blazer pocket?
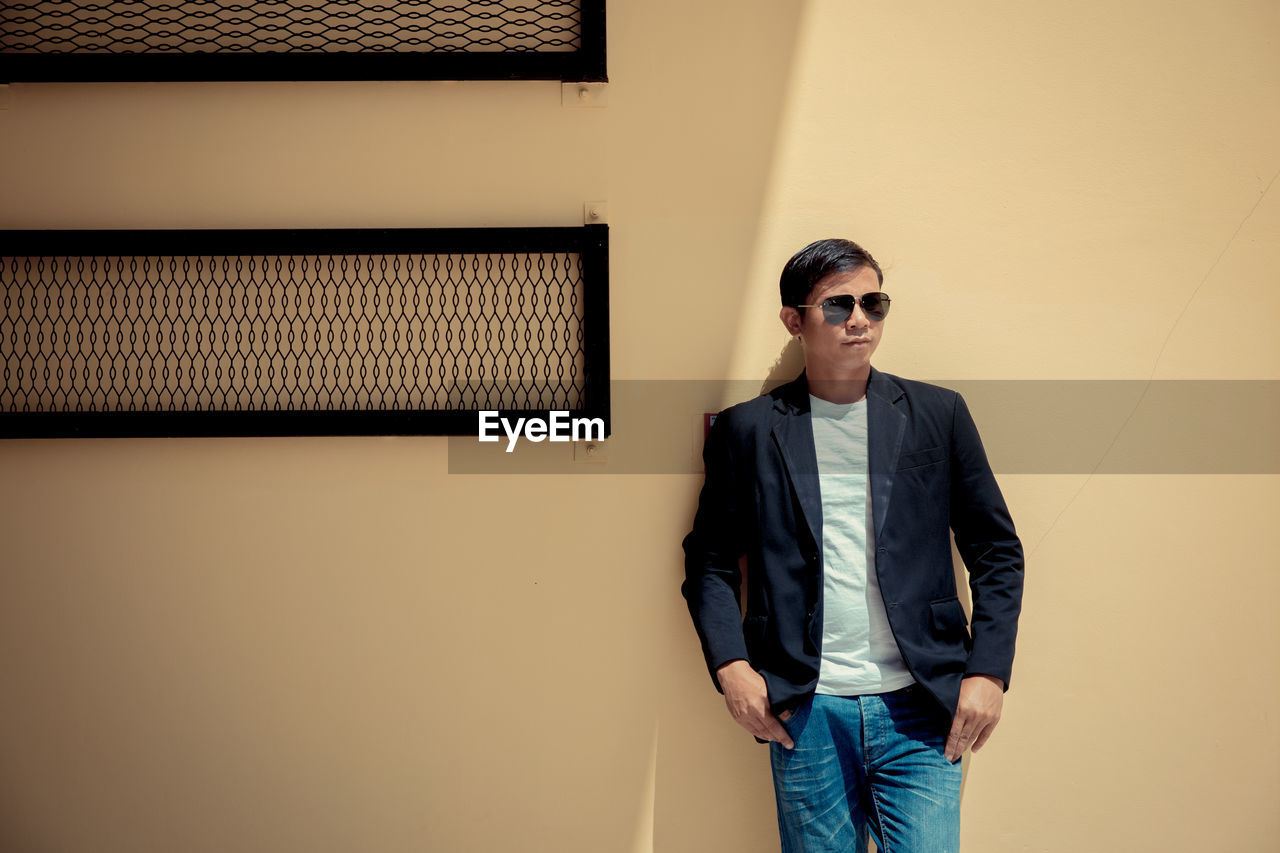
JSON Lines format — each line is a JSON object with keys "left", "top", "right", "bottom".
{"left": 898, "top": 445, "right": 946, "bottom": 471}
{"left": 930, "top": 596, "right": 970, "bottom": 642}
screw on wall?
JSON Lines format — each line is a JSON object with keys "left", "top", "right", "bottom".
{"left": 562, "top": 82, "right": 607, "bottom": 108}
{"left": 583, "top": 202, "right": 608, "bottom": 225}
{"left": 573, "top": 440, "right": 608, "bottom": 464}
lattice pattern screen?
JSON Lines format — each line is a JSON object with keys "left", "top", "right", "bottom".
{"left": 0, "top": 227, "right": 609, "bottom": 437}
{"left": 3, "top": 2, "right": 579, "bottom": 53}
{"left": 0, "top": 1, "right": 606, "bottom": 81}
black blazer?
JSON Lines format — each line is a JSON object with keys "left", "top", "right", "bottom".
{"left": 682, "top": 368, "right": 1024, "bottom": 718}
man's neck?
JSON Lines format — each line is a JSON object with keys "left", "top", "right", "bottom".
{"left": 806, "top": 369, "right": 870, "bottom": 405}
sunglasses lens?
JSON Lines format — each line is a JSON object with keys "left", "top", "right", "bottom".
{"left": 863, "top": 293, "right": 889, "bottom": 320}
{"left": 821, "top": 295, "right": 855, "bottom": 325}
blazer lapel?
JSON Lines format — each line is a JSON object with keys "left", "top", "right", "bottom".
{"left": 867, "top": 367, "right": 907, "bottom": 543}
{"left": 770, "top": 375, "right": 823, "bottom": 552}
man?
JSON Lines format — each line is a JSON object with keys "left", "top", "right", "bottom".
{"left": 682, "top": 238, "right": 1024, "bottom": 852}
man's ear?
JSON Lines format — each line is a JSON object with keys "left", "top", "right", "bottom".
{"left": 779, "top": 306, "right": 803, "bottom": 336}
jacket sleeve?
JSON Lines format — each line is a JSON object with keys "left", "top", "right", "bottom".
{"left": 681, "top": 411, "right": 751, "bottom": 692}
{"left": 948, "top": 392, "right": 1025, "bottom": 689}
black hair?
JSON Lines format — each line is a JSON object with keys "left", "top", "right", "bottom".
{"left": 779, "top": 238, "right": 884, "bottom": 308}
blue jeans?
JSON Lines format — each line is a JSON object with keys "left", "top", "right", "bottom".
{"left": 770, "top": 686, "right": 962, "bottom": 853}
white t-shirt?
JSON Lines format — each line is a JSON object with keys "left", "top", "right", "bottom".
{"left": 810, "top": 394, "right": 915, "bottom": 695}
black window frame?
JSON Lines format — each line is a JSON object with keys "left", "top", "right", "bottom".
{"left": 0, "top": 0, "right": 607, "bottom": 83}
{"left": 0, "top": 224, "right": 610, "bottom": 439}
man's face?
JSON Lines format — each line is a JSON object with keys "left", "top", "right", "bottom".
{"left": 779, "top": 266, "right": 885, "bottom": 379}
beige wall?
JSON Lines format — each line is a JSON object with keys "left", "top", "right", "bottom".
{"left": 2, "top": 1, "right": 1278, "bottom": 851}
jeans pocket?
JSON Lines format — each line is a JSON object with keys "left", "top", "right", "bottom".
{"left": 778, "top": 696, "right": 810, "bottom": 729}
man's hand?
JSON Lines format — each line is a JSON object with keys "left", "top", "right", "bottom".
{"left": 716, "top": 660, "right": 794, "bottom": 749}
{"left": 945, "top": 674, "right": 1004, "bottom": 762}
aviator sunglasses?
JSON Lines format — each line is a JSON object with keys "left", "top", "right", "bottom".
{"left": 798, "top": 292, "right": 891, "bottom": 324}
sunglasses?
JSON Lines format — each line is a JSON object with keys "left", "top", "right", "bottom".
{"left": 798, "top": 292, "right": 891, "bottom": 324}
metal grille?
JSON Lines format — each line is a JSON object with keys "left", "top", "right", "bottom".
{"left": 0, "top": 227, "right": 610, "bottom": 437}
{"left": 3, "top": 2, "right": 579, "bottom": 54}
{"left": 0, "top": 1, "right": 606, "bottom": 81}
